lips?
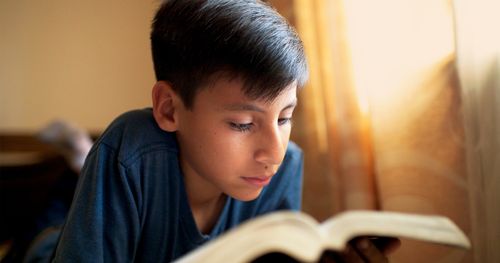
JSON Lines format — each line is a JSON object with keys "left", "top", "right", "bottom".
{"left": 241, "top": 176, "right": 272, "bottom": 187}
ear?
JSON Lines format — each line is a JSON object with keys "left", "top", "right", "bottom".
{"left": 152, "top": 81, "right": 182, "bottom": 132}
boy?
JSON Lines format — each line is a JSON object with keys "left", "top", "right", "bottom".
{"left": 51, "top": 0, "right": 397, "bottom": 262}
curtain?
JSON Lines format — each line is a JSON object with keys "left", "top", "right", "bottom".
{"left": 268, "top": 0, "right": 497, "bottom": 262}
{"left": 454, "top": 1, "right": 500, "bottom": 262}
{"left": 291, "top": 0, "right": 379, "bottom": 221}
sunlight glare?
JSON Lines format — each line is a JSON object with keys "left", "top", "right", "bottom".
{"left": 342, "top": 0, "right": 455, "bottom": 118}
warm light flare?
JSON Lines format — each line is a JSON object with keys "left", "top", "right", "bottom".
{"left": 343, "top": 0, "right": 455, "bottom": 120}
{"left": 356, "top": 89, "right": 371, "bottom": 117}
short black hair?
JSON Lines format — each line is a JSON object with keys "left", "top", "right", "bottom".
{"left": 151, "top": 0, "right": 308, "bottom": 108}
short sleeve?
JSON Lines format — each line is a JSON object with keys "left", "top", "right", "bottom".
{"left": 276, "top": 144, "right": 303, "bottom": 211}
{"left": 52, "top": 143, "right": 141, "bottom": 262}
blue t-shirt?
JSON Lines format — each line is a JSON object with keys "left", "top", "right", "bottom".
{"left": 52, "top": 109, "right": 303, "bottom": 262}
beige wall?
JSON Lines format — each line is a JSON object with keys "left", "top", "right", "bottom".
{"left": 0, "top": 0, "right": 160, "bottom": 132}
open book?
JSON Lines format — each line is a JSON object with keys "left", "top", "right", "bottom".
{"left": 174, "top": 210, "right": 470, "bottom": 263}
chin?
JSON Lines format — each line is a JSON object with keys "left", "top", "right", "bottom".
{"left": 230, "top": 189, "right": 263, "bottom": 202}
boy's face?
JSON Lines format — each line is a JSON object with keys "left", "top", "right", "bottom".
{"left": 175, "top": 78, "right": 297, "bottom": 202}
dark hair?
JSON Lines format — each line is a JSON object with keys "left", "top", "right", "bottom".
{"left": 151, "top": 0, "right": 308, "bottom": 108}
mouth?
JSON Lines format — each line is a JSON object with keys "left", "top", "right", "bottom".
{"left": 241, "top": 176, "right": 272, "bottom": 187}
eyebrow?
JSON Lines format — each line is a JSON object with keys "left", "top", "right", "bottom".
{"left": 223, "top": 99, "right": 297, "bottom": 113}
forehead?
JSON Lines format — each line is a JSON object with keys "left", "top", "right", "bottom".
{"left": 194, "top": 77, "right": 297, "bottom": 111}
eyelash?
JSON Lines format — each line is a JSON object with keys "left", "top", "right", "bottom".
{"left": 278, "top": 118, "right": 292, "bottom": 126}
{"left": 230, "top": 123, "right": 253, "bottom": 132}
{"left": 230, "top": 118, "right": 292, "bottom": 133}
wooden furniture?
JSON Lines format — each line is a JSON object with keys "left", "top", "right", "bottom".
{"left": 0, "top": 134, "right": 70, "bottom": 243}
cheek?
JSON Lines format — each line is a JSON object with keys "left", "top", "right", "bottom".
{"left": 209, "top": 129, "right": 245, "bottom": 156}
{"left": 214, "top": 131, "right": 258, "bottom": 165}
{"left": 281, "top": 126, "right": 292, "bottom": 144}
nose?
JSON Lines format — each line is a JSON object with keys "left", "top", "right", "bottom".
{"left": 254, "top": 124, "right": 286, "bottom": 167}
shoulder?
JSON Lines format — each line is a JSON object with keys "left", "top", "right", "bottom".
{"left": 91, "top": 108, "right": 178, "bottom": 165}
{"left": 284, "top": 141, "right": 303, "bottom": 164}
{"left": 279, "top": 141, "right": 303, "bottom": 174}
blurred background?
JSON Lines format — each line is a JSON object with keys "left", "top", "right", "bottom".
{"left": 0, "top": 0, "right": 499, "bottom": 262}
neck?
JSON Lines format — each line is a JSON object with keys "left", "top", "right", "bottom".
{"left": 188, "top": 191, "right": 227, "bottom": 234}
{"left": 180, "top": 157, "right": 227, "bottom": 234}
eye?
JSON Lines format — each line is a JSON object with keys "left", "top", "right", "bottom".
{"left": 229, "top": 122, "right": 253, "bottom": 132}
{"left": 278, "top": 118, "right": 292, "bottom": 126}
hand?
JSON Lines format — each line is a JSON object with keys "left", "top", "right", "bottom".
{"left": 319, "top": 237, "right": 401, "bottom": 263}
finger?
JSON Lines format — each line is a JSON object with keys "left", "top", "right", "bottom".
{"left": 369, "top": 237, "right": 401, "bottom": 255}
{"left": 355, "top": 238, "right": 389, "bottom": 263}
{"left": 380, "top": 238, "right": 401, "bottom": 255}
{"left": 341, "top": 244, "right": 365, "bottom": 263}
{"left": 318, "top": 251, "right": 340, "bottom": 263}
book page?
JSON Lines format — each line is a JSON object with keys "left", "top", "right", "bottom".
{"left": 320, "top": 211, "right": 471, "bottom": 250}
{"left": 175, "top": 212, "right": 327, "bottom": 263}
